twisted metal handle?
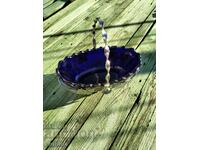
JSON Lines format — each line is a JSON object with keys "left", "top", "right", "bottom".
{"left": 92, "top": 17, "right": 111, "bottom": 93}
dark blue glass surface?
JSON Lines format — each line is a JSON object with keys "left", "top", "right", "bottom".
{"left": 56, "top": 46, "right": 140, "bottom": 87}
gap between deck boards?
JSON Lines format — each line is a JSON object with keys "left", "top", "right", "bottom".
{"left": 43, "top": 1, "right": 156, "bottom": 149}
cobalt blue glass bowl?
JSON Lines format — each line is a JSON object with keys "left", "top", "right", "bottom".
{"left": 56, "top": 46, "right": 141, "bottom": 95}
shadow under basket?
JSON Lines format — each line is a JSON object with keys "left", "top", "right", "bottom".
{"left": 56, "top": 46, "right": 141, "bottom": 95}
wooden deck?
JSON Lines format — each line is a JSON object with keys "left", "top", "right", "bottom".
{"left": 43, "top": 0, "right": 156, "bottom": 149}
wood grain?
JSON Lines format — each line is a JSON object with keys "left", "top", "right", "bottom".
{"left": 44, "top": 1, "right": 67, "bottom": 20}
{"left": 65, "top": 24, "right": 156, "bottom": 150}
{"left": 44, "top": 0, "right": 55, "bottom": 9}
{"left": 43, "top": 0, "right": 156, "bottom": 149}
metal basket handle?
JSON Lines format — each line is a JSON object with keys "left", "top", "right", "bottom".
{"left": 92, "top": 17, "right": 111, "bottom": 93}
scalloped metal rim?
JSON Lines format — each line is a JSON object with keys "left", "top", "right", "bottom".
{"left": 56, "top": 46, "right": 141, "bottom": 89}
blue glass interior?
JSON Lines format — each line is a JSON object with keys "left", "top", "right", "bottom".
{"left": 57, "top": 46, "right": 140, "bottom": 86}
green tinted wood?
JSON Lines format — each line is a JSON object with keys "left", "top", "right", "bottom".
{"left": 43, "top": 0, "right": 156, "bottom": 149}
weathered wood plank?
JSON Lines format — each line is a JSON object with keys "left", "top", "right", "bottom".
{"left": 44, "top": 1, "right": 67, "bottom": 20}
{"left": 48, "top": 22, "right": 156, "bottom": 150}
{"left": 150, "top": 135, "right": 156, "bottom": 150}
{"left": 43, "top": 0, "right": 155, "bottom": 87}
{"left": 43, "top": 0, "right": 94, "bottom": 31}
{"left": 138, "top": 110, "right": 156, "bottom": 150}
{"left": 43, "top": 0, "right": 155, "bottom": 133}
{"left": 43, "top": 0, "right": 155, "bottom": 111}
{"left": 107, "top": 23, "right": 156, "bottom": 150}
{"left": 44, "top": 0, "right": 147, "bottom": 107}
{"left": 43, "top": 0, "right": 98, "bottom": 33}
{"left": 43, "top": 0, "right": 136, "bottom": 53}
{"left": 44, "top": 0, "right": 149, "bottom": 148}
{"left": 44, "top": 98, "right": 84, "bottom": 149}
{"left": 65, "top": 30, "right": 155, "bottom": 150}
{"left": 43, "top": 0, "right": 127, "bottom": 73}
{"left": 44, "top": 92, "right": 104, "bottom": 149}
{"left": 43, "top": 0, "right": 156, "bottom": 149}
{"left": 43, "top": 0, "right": 153, "bottom": 103}
{"left": 110, "top": 68, "right": 156, "bottom": 150}
{"left": 44, "top": 0, "right": 55, "bottom": 9}
{"left": 43, "top": 0, "right": 120, "bottom": 102}
{"left": 108, "top": 25, "right": 156, "bottom": 150}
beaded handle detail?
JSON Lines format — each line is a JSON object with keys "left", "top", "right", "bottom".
{"left": 92, "top": 17, "right": 111, "bottom": 93}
